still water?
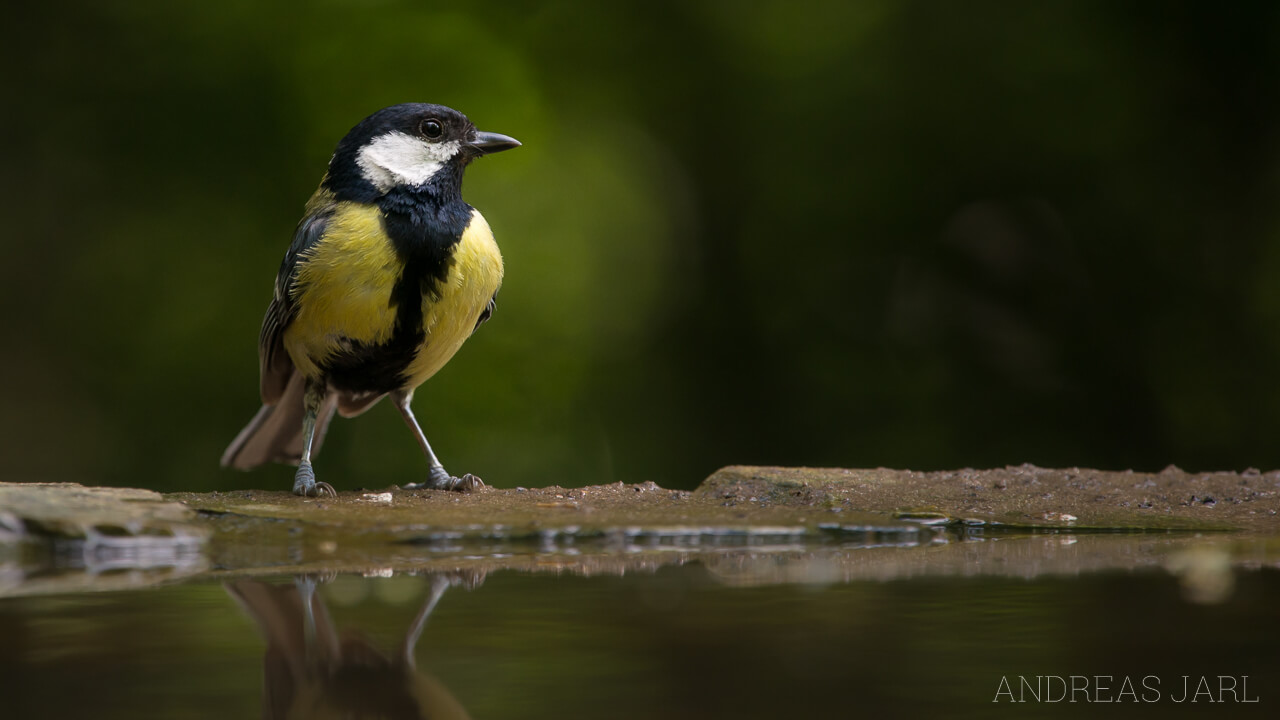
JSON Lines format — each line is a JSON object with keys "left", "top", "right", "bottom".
{"left": 3, "top": 539, "right": 1278, "bottom": 718}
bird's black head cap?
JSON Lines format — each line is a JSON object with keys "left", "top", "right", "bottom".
{"left": 323, "top": 103, "right": 519, "bottom": 204}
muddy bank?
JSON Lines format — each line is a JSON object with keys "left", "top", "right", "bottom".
{"left": 3, "top": 464, "right": 1278, "bottom": 547}
{"left": 703, "top": 464, "right": 1280, "bottom": 531}
{"left": 2, "top": 465, "right": 1279, "bottom": 596}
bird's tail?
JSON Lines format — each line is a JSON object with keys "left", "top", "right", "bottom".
{"left": 221, "top": 371, "right": 339, "bottom": 470}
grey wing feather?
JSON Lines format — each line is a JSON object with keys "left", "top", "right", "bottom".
{"left": 258, "top": 201, "right": 336, "bottom": 404}
{"left": 258, "top": 296, "right": 293, "bottom": 404}
{"left": 220, "top": 372, "right": 340, "bottom": 469}
{"left": 472, "top": 293, "right": 497, "bottom": 335}
{"left": 337, "top": 391, "right": 386, "bottom": 418}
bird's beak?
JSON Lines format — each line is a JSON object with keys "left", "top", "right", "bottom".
{"left": 469, "top": 131, "right": 521, "bottom": 156}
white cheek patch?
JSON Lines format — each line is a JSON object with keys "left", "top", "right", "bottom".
{"left": 356, "top": 131, "right": 461, "bottom": 191}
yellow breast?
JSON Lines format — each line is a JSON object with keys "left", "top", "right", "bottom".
{"left": 282, "top": 202, "right": 503, "bottom": 389}
{"left": 284, "top": 202, "right": 401, "bottom": 377}
{"left": 403, "top": 210, "right": 504, "bottom": 387}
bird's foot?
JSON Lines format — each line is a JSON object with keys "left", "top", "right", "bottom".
{"left": 405, "top": 467, "right": 485, "bottom": 492}
{"left": 292, "top": 463, "right": 336, "bottom": 498}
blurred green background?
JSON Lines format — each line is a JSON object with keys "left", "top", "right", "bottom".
{"left": 3, "top": 0, "right": 1279, "bottom": 492}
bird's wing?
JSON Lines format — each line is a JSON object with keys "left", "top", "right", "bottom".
{"left": 258, "top": 191, "right": 337, "bottom": 404}
{"left": 471, "top": 292, "right": 497, "bottom": 335}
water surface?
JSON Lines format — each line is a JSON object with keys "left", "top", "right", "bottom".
{"left": 4, "top": 536, "right": 1278, "bottom": 718}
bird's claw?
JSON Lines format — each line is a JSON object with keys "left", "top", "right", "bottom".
{"left": 405, "top": 469, "right": 485, "bottom": 492}
{"left": 450, "top": 473, "right": 485, "bottom": 492}
{"left": 292, "top": 464, "right": 336, "bottom": 498}
{"left": 308, "top": 481, "right": 337, "bottom": 498}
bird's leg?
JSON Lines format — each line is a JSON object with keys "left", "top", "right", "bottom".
{"left": 292, "top": 573, "right": 339, "bottom": 670}
{"left": 399, "top": 575, "right": 452, "bottom": 669}
{"left": 293, "top": 379, "right": 336, "bottom": 498}
{"left": 393, "top": 390, "right": 484, "bottom": 492}
{"left": 295, "top": 575, "right": 322, "bottom": 649}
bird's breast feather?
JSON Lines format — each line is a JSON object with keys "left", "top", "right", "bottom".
{"left": 403, "top": 209, "right": 504, "bottom": 386}
{"left": 286, "top": 202, "right": 402, "bottom": 368}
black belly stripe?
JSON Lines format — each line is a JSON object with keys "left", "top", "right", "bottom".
{"left": 320, "top": 268, "right": 425, "bottom": 395}
{"left": 320, "top": 180, "right": 475, "bottom": 395}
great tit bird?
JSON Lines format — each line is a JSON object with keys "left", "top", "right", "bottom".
{"left": 221, "top": 103, "right": 519, "bottom": 497}
{"left": 226, "top": 574, "right": 477, "bottom": 720}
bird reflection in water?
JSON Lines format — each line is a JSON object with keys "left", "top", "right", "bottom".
{"left": 226, "top": 573, "right": 480, "bottom": 720}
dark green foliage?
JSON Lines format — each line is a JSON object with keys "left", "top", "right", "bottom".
{"left": 3, "top": 0, "right": 1279, "bottom": 490}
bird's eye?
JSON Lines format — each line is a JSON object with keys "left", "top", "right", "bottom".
{"left": 420, "top": 118, "right": 444, "bottom": 139}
